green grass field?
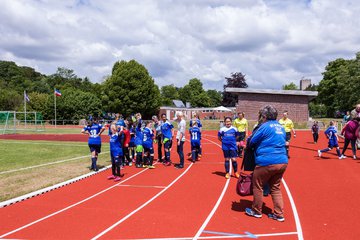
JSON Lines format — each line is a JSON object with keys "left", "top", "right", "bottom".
{"left": 0, "top": 139, "right": 110, "bottom": 202}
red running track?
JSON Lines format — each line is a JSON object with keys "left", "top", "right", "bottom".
{"left": 1, "top": 131, "right": 360, "bottom": 239}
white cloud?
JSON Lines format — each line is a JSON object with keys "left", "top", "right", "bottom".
{"left": 1, "top": 0, "right": 360, "bottom": 90}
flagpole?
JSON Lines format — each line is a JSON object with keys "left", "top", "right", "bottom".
{"left": 24, "top": 90, "right": 27, "bottom": 128}
{"left": 54, "top": 88, "right": 57, "bottom": 128}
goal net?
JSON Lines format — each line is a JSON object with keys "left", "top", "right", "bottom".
{"left": 0, "top": 111, "right": 45, "bottom": 134}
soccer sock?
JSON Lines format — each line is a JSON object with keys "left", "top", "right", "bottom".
{"left": 91, "top": 157, "right": 96, "bottom": 170}
{"left": 115, "top": 162, "right": 120, "bottom": 176}
{"left": 165, "top": 151, "right": 170, "bottom": 161}
{"left": 336, "top": 148, "right": 341, "bottom": 157}
{"left": 112, "top": 164, "right": 116, "bottom": 176}
{"left": 199, "top": 147, "right": 202, "bottom": 156}
{"left": 225, "top": 161, "right": 230, "bottom": 173}
{"left": 136, "top": 153, "right": 142, "bottom": 165}
{"left": 149, "top": 156, "right": 154, "bottom": 166}
{"left": 232, "top": 160, "right": 238, "bottom": 173}
{"left": 192, "top": 150, "right": 196, "bottom": 161}
{"left": 320, "top": 148, "right": 330, "bottom": 153}
{"left": 286, "top": 146, "right": 289, "bottom": 155}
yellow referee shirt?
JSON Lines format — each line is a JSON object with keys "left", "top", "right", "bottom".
{"left": 279, "top": 118, "right": 294, "bottom": 133}
{"left": 233, "top": 118, "right": 248, "bottom": 133}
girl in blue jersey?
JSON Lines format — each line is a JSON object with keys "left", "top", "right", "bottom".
{"left": 160, "top": 113, "right": 174, "bottom": 166}
{"left": 142, "top": 121, "right": 155, "bottom": 169}
{"left": 81, "top": 118, "right": 105, "bottom": 171}
{"left": 318, "top": 121, "right": 342, "bottom": 159}
{"left": 189, "top": 121, "right": 202, "bottom": 163}
{"left": 188, "top": 113, "right": 203, "bottom": 160}
{"left": 134, "top": 113, "right": 144, "bottom": 168}
{"left": 218, "top": 117, "right": 240, "bottom": 179}
{"left": 108, "top": 124, "right": 123, "bottom": 181}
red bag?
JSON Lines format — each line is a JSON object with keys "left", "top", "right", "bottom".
{"left": 236, "top": 172, "right": 253, "bottom": 196}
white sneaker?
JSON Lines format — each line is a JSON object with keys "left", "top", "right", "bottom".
{"left": 339, "top": 155, "right": 346, "bottom": 159}
{"left": 318, "top": 150, "right": 322, "bottom": 157}
{"left": 354, "top": 155, "right": 357, "bottom": 160}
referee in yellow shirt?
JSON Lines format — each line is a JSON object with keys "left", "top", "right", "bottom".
{"left": 279, "top": 111, "right": 296, "bottom": 157}
{"left": 233, "top": 112, "right": 248, "bottom": 157}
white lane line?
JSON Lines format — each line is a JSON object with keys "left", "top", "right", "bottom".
{"left": 91, "top": 163, "right": 194, "bottom": 240}
{"left": 115, "top": 184, "right": 166, "bottom": 189}
{"left": 193, "top": 137, "right": 232, "bottom": 240}
{"left": 0, "top": 167, "right": 150, "bottom": 239}
{"left": 0, "top": 151, "right": 110, "bottom": 175}
{"left": 282, "top": 179, "right": 303, "bottom": 240}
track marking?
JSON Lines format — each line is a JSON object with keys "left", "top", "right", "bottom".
{"left": 0, "top": 140, "right": 88, "bottom": 147}
{"left": 0, "top": 151, "right": 110, "bottom": 175}
{"left": 282, "top": 178, "right": 304, "bottom": 240}
{"left": 115, "top": 184, "right": 166, "bottom": 189}
{"left": 0, "top": 167, "right": 150, "bottom": 239}
{"left": 91, "top": 163, "right": 194, "bottom": 240}
{"left": 193, "top": 137, "right": 232, "bottom": 240}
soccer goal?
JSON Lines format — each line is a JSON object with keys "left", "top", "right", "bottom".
{"left": 0, "top": 111, "right": 45, "bottom": 134}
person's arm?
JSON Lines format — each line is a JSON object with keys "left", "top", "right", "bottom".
{"left": 292, "top": 121, "right": 296, "bottom": 137}
{"left": 217, "top": 131, "right": 222, "bottom": 142}
{"left": 249, "top": 125, "right": 264, "bottom": 148}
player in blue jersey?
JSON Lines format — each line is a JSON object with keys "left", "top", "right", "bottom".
{"left": 134, "top": 113, "right": 144, "bottom": 168}
{"left": 218, "top": 117, "right": 240, "bottom": 179}
{"left": 188, "top": 113, "right": 203, "bottom": 160}
{"left": 81, "top": 117, "right": 105, "bottom": 171}
{"left": 161, "top": 113, "right": 174, "bottom": 166}
{"left": 115, "top": 113, "right": 126, "bottom": 131}
{"left": 142, "top": 121, "right": 156, "bottom": 169}
{"left": 108, "top": 124, "right": 123, "bottom": 181}
{"left": 152, "top": 115, "right": 164, "bottom": 162}
{"left": 318, "top": 121, "right": 342, "bottom": 159}
{"left": 189, "top": 121, "right": 202, "bottom": 163}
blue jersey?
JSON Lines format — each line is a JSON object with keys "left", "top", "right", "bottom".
{"left": 189, "top": 119, "right": 202, "bottom": 128}
{"left": 161, "top": 121, "right": 174, "bottom": 139}
{"left": 134, "top": 120, "right": 143, "bottom": 146}
{"left": 189, "top": 126, "right": 201, "bottom": 146}
{"left": 324, "top": 126, "right": 338, "bottom": 146}
{"left": 110, "top": 133, "right": 123, "bottom": 156}
{"left": 143, "top": 127, "right": 154, "bottom": 148}
{"left": 129, "top": 126, "right": 135, "bottom": 144}
{"left": 116, "top": 119, "right": 125, "bottom": 127}
{"left": 83, "top": 123, "right": 104, "bottom": 145}
{"left": 218, "top": 126, "right": 239, "bottom": 151}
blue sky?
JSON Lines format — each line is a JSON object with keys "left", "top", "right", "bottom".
{"left": 1, "top": 0, "right": 359, "bottom": 90}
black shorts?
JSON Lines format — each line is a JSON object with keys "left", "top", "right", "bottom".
{"left": 286, "top": 132, "right": 291, "bottom": 142}
{"left": 237, "top": 132, "right": 246, "bottom": 141}
{"left": 89, "top": 144, "right": 101, "bottom": 154}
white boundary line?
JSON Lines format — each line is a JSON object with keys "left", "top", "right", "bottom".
{"left": 0, "top": 167, "right": 150, "bottom": 238}
{"left": 0, "top": 151, "right": 110, "bottom": 175}
{"left": 282, "top": 178, "right": 304, "bottom": 240}
{"left": 193, "top": 137, "right": 231, "bottom": 240}
{"left": 91, "top": 163, "right": 194, "bottom": 240}
{"left": 115, "top": 184, "right": 166, "bottom": 189}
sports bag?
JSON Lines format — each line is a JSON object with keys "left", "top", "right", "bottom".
{"left": 236, "top": 172, "right": 253, "bottom": 196}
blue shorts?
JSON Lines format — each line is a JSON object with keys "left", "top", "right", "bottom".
{"left": 164, "top": 139, "right": 172, "bottom": 150}
{"left": 223, "top": 149, "right": 237, "bottom": 158}
{"left": 237, "top": 132, "right": 246, "bottom": 141}
{"left": 191, "top": 144, "right": 200, "bottom": 152}
{"left": 328, "top": 143, "right": 339, "bottom": 148}
{"left": 129, "top": 141, "right": 135, "bottom": 147}
{"left": 143, "top": 147, "right": 154, "bottom": 155}
{"left": 89, "top": 144, "right": 101, "bottom": 154}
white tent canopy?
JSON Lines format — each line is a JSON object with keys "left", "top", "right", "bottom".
{"left": 212, "top": 106, "right": 232, "bottom": 112}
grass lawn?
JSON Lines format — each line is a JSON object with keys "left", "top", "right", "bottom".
{"left": 0, "top": 139, "right": 110, "bottom": 202}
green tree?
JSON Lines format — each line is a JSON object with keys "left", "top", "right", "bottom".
{"left": 282, "top": 82, "right": 298, "bottom": 90}
{"left": 27, "top": 92, "right": 52, "bottom": 119}
{"left": 160, "top": 84, "right": 179, "bottom": 106}
{"left": 178, "top": 78, "right": 210, "bottom": 107}
{"left": 222, "top": 72, "right": 248, "bottom": 107}
{"left": 102, "top": 60, "right": 161, "bottom": 118}
{"left": 206, "top": 89, "right": 222, "bottom": 107}
{"left": 0, "top": 88, "right": 22, "bottom": 111}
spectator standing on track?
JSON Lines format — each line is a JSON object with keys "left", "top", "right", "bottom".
{"left": 318, "top": 121, "right": 343, "bottom": 159}
{"left": 279, "top": 111, "right": 296, "bottom": 157}
{"left": 340, "top": 116, "right": 359, "bottom": 159}
{"left": 81, "top": 117, "right": 105, "bottom": 171}
{"left": 189, "top": 113, "right": 203, "bottom": 159}
{"left": 233, "top": 112, "right": 248, "bottom": 157}
{"left": 152, "top": 115, "right": 164, "bottom": 162}
{"left": 189, "top": 121, "right": 201, "bottom": 163}
{"left": 311, "top": 121, "right": 320, "bottom": 144}
{"left": 245, "top": 105, "right": 288, "bottom": 222}
{"left": 174, "top": 111, "right": 186, "bottom": 169}
{"left": 218, "top": 117, "right": 240, "bottom": 179}
{"left": 161, "top": 113, "right": 174, "bottom": 166}
{"left": 108, "top": 124, "right": 123, "bottom": 181}
{"left": 122, "top": 123, "right": 132, "bottom": 166}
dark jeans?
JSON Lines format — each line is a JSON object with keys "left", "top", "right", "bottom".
{"left": 156, "top": 135, "right": 163, "bottom": 160}
{"left": 312, "top": 132, "right": 319, "bottom": 143}
{"left": 342, "top": 138, "right": 357, "bottom": 156}
{"left": 177, "top": 140, "right": 185, "bottom": 166}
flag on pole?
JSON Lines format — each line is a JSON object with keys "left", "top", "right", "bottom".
{"left": 24, "top": 91, "right": 30, "bottom": 102}
{"left": 54, "top": 89, "right": 62, "bottom": 96}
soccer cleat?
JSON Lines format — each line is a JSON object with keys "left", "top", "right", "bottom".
{"left": 147, "top": 165, "right": 155, "bottom": 169}
{"left": 164, "top": 161, "right": 172, "bottom": 166}
{"left": 339, "top": 155, "right": 347, "bottom": 159}
{"left": 142, "top": 165, "right": 148, "bottom": 168}
{"left": 174, "top": 164, "right": 184, "bottom": 169}
{"left": 268, "top": 213, "right": 285, "bottom": 222}
{"left": 136, "top": 164, "right": 142, "bottom": 168}
{"left": 245, "top": 208, "right": 262, "bottom": 218}
{"left": 114, "top": 176, "right": 121, "bottom": 182}
{"left": 128, "top": 162, "right": 132, "bottom": 167}
{"left": 235, "top": 172, "right": 240, "bottom": 178}
{"left": 354, "top": 155, "right": 357, "bottom": 160}
{"left": 225, "top": 173, "right": 230, "bottom": 179}
{"left": 317, "top": 150, "right": 322, "bottom": 157}
{"left": 107, "top": 175, "right": 115, "bottom": 180}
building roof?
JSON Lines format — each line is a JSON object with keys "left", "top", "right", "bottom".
{"left": 172, "top": 100, "right": 185, "bottom": 108}
{"left": 225, "top": 87, "right": 318, "bottom": 100}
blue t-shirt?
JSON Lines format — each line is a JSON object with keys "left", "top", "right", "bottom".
{"left": 249, "top": 120, "right": 288, "bottom": 166}
{"left": 325, "top": 126, "right": 338, "bottom": 146}
{"left": 116, "top": 119, "right": 125, "bottom": 127}
{"left": 161, "top": 121, "right": 174, "bottom": 139}
{"left": 110, "top": 133, "right": 123, "bottom": 156}
{"left": 142, "top": 127, "right": 154, "bottom": 148}
{"left": 83, "top": 123, "right": 104, "bottom": 145}
{"left": 189, "top": 119, "right": 202, "bottom": 128}
{"left": 189, "top": 126, "right": 201, "bottom": 146}
{"left": 134, "top": 120, "right": 143, "bottom": 146}
{"left": 129, "top": 126, "right": 135, "bottom": 144}
{"left": 218, "top": 126, "right": 239, "bottom": 151}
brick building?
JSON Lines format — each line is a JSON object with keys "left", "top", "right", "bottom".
{"left": 158, "top": 106, "right": 236, "bottom": 120}
{"left": 226, "top": 88, "right": 318, "bottom": 122}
